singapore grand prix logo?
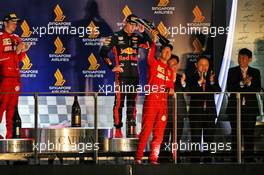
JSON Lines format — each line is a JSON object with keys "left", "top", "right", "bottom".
{"left": 152, "top": 0, "right": 175, "bottom": 15}
{"left": 20, "top": 54, "right": 38, "bottom": 78}
{"left": 82, "top": 53, "right": 106, "bottom": 78}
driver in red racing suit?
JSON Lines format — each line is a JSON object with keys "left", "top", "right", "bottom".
{"left": 135, "top": 31, "right": 175, "bottom": 164}
{"left": 0, "top": 14, "right": 30, "bottom": 139}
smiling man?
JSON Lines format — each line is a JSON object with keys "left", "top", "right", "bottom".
{"left": 0, "top": 13, "right": 30, "bottom": 139}
{"left": 188, "top": 55, "right": 221, "bottom": 163}
{"left": 135, "top": 31, "right": 174, "bottom": 165}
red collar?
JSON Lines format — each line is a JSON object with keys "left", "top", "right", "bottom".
{"left": 157, "top": 58, "right": 168, "bottom": 67}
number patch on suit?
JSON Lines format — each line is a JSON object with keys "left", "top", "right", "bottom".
{"left": 2, "top": 38, "right": 12, "bottom": 45}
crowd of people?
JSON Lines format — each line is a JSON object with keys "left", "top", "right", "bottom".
{"left": 0, "top": 13, "right": 262, "bottom": 164}
{"left": 99, "top": 14, "right": 262, "bottom": 164}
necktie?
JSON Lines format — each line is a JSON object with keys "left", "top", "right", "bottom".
{"left": 202, "top": 81, "right": 207, "bottom": 110}
{"left": 241, "top": 68, "right": 247, "bottom": 105}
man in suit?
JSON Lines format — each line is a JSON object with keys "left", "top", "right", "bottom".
{"left": 188, "top": 55, "right": 221, "bottom": 162}
{"left": 226, "top": 48, "right": 261, "bottom": 162}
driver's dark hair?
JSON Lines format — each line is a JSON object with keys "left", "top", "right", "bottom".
{"left": 196, "top": 55, "right": 210, "bottom": 63}
{"left": 168, "top": 54, "right": 179, "bottom": 63}
{"left": 238, "top": 48, "right": 252, "bottom": 58}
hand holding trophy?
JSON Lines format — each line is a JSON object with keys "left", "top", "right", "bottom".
{"left": 129, "top": 16, "right": 170, "bottom": 46}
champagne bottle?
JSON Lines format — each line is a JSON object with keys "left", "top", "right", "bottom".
{"left": 12, "top": 106, "right": 22, "bottom": 138}
{"left": 71, "top": 96, "right": 81, "bottom": 127}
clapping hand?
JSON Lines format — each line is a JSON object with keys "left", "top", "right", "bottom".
{"left": 181, "top": 73, "right": 186, "bottom": 85}
{"left": 209, "top": 70, "right": 216, "bottom": 83}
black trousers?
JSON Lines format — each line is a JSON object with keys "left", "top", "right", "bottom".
{"left": 113, "top": 78, "right": 139, "bottom": 129}
{"left": 230, "top": 106, "right": 257, "bottom": 160}
{"left": 189, "top": 111, "right": 215, "bottom": 143}
{"left": 189, "top": 109, "right": 216, "bottom": 162}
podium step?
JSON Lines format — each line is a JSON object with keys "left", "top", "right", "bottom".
{"left": 0, "top": 139, "right": 34, "bottom": 153}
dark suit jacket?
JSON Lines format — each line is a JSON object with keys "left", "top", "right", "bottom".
{"left": 168, "top": 73, "right": 188, "bottom": 118}
{"left": 188, "top": 71, "right": 221, "bottom": 120}
{"left": 226, "top": 66, "right": 261, "bottom": 120}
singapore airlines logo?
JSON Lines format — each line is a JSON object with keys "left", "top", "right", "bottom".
{"left": 21, "top": 54, "right": 33, "bottom": 70}
{"left": 122, "top": 5, "right": 132, "bottom": 21}
{"left": 54, "top": 4, "right": 65, "bottom": 22}
{"left": 192, "top": 37, "right": 203, "bottom": 53}
{"left": 157, "top": 22, "right": 169, "bottom": 38}
{"left": 88, "top": 21, "right": 100, "bottom": 39}
{"left": 21, "top": 20, "right": 32, "bottom": 38}
{"left": 158, "top": 0, "right": 169, "bottom": 7}
{"left": 192, "top": 5, "right": 205, "bottom": 23}
{"left": 54, "top": 37, "right": 65, "bottom": 54}
{"left": 88, "top": 53, "right": 100, "bottom": 70}
{"left": 54, "top": 69, "right": 65, "bottom": 86}
{"left": 153, "top": 0, "right": 174, "bottom": 15}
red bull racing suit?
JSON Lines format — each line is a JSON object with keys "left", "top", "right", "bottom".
{"left": 99, "top": 29, "right": 151, "bottom": 137}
